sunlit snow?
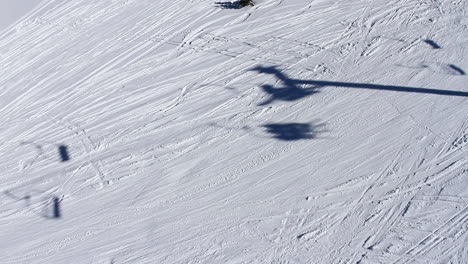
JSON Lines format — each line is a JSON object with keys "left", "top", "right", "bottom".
{"left": 0, "top": 0, "right": 467, "bottom": 263}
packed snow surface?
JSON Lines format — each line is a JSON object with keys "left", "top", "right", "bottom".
{"left": 0, "top": 0, "right": 41, "bottom": 31}
{"left": 0, "top": 0, "right": 467, "bottom": 263}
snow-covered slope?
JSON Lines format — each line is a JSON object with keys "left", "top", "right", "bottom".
{"left": 0, "top": 0, "right": 41, "bottom": 31}
{"left": 0, "top": 0, "right": 467, "bottom": 263}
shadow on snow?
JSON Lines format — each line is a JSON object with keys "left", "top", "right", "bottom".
{"left": 262, "top": 122, "right": 326, "bottom": 141}
{"left": 4, "top": 190, "right": 62, "bottom": 219}
{"left": 215, "top": 1, "right": 253, "bottom": 9}
{"left": 251, "top": 65, "right": 468, "bottom": 106}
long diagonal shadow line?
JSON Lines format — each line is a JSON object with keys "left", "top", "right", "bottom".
{"left": 299, "top": 79, "right": 468, "bottom": 97}
{"left": 252, "top": 66, "right": 468, "bottom": 97}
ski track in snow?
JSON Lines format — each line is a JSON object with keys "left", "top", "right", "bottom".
{"left": 0, "top": 0, "right": 467, "bottom": 263}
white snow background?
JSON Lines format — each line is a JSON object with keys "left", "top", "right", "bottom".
{"left": 0, "top": 0, "right": 467, "bottom": 263}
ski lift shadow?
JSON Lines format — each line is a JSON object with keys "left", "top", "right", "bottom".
{"left": 250, "top": 65, "right": 468, "bottom": 106}
{"left": 215, "top": 1, "right": 254, "bottom": 9}
{"left": 4, "top": 191, "right": 63, "bottom": 219}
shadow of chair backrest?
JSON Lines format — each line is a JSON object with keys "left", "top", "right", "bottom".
{"left": 52, "top": 196, "right": 61, "bottom": 219}
{"left": 424, "top": 39, "right": 442, "bottom": 49}
{"left": 263, "top": 122, "right": 325, "bottom": 141}
{"left": 215, "top": 1, "right": 253, "bottom": 9}
{"left": 43, "top": 196, "right": 62, "bottom": 219}
{"left": 58, "top": 145, "right": 70, "bottom": 162}
{"left": 251, "top": 65, "right": 468, "bottom": 106}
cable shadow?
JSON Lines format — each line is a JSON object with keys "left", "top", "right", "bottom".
{"left": 262, "top": 121, "right": 326, "bottom": 141}
{"left": 448, "top": 64, "right": 466, "bottom": 75}
{"left": 251, "top": 65, "right": 468, "bottom": 105}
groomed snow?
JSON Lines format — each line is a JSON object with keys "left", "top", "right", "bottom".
{"left": 0, "top": 0, "right": 41, "bottom": 31}
{"left": 0, "top": 0, "right": 467, "bottom": 263}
